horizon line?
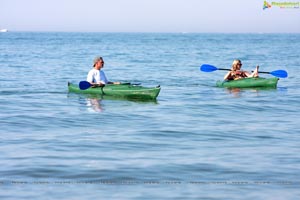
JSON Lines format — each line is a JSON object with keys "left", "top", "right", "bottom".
{"left": 2, "top": 30, "right": 300, "bottom": 34}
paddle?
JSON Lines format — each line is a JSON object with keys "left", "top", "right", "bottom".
{"left": 200, "top": 64, "right": 288, "bottom": 78}
{"left": 79, "top": 81, "right": 98, "bottom": 90}
{"left": 79, "top": 81, "right": 140, "bottom": 90}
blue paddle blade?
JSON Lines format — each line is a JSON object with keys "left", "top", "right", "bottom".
{"left": 200, "top": 64, "right": 218, "bottom": 72}
{"left": 79, "top": 81, "right": 92, "bottom": 90}
{"left": 270, "top": 70, "right": 288, "bottom": 78}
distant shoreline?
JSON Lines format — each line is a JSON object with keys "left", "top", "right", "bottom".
{"left": 1, "top": 30, "right": 300, "bottom": 34}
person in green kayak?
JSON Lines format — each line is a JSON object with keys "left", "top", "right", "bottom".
{"left": 224, "top": 59, "right": 259, "bottom": 80}
{"left": 87, "top": 56, "right": 120, "bottom": 85}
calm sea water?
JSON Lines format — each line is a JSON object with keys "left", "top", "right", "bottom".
{"left": 1, "top": 32, "right": 300, "bottom": 199}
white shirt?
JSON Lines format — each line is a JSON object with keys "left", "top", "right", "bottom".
{"left": 86, "top": 68, "right": 108, "bottom": 84}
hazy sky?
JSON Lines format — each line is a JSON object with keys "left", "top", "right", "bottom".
{"left": 1, "top": 0, "right": 300, "bottom": 32}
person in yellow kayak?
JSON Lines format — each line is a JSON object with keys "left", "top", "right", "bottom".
{"left": 224, "top": 59, "right": 259, "bottom": 80}
{"left": 87, "top": 56, "right": 120, "bottom": 86}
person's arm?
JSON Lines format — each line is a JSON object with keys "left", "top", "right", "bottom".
{"left": 87, "top": 70, "right": 95, "bottom": 85}
{"left": 242, "top": 71, "right": 251, "bottom": 77}
{"left": 224, "top": 71, "right": 231, "bottom": 80}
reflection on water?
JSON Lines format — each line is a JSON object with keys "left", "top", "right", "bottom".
{"left": 224, "top": 87, "right": 278, "bottom": 98}
{"left": 68, "top": 93, "right": 158, "bottom": 113}
{"left": 86, "top": 98, "right": 103, "bottom": 112}
{"left": 226, "top": 88, "right": 243, "bottom": 98}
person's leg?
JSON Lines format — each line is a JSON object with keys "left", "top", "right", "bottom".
{"left": 252, "top": 65, "right": 259, "bottom": 77}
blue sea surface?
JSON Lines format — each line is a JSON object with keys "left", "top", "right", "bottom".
{"left": 0, "top": 32, "right": 300, "bottom": 199}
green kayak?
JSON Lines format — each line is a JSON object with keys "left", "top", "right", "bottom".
{"left": 68, "top": 82, "right": 161, "bottom": 100}
{"left": 216, "top": 77, "right": 279, "bottom": 88}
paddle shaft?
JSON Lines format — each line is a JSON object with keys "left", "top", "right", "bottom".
{"left": 90, "top": 82, "right": 140, "bottom": 87}
{"left": 200, "top": 64, "right": 288, "bottom": 78}
{"left": 219, "top": 68, "right": 270, "bottom": 74}
{"left": 79, "top": 81, "right": 141, "bottom": 90}
{"left": 252, "top": 71, "right": 271, "bottom": 74}
{"left": 220, "top": 68, "right": 281, "bottom": 75}
{"left": 220, "top": 68, "right": 273, "bottom": 75}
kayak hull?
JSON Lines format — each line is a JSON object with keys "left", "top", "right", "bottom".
{"left": 68, "top": 82, "right": 161, "bottom": 100}
{"left": 216, "top": 77, "right": 279, "bottom": 88}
